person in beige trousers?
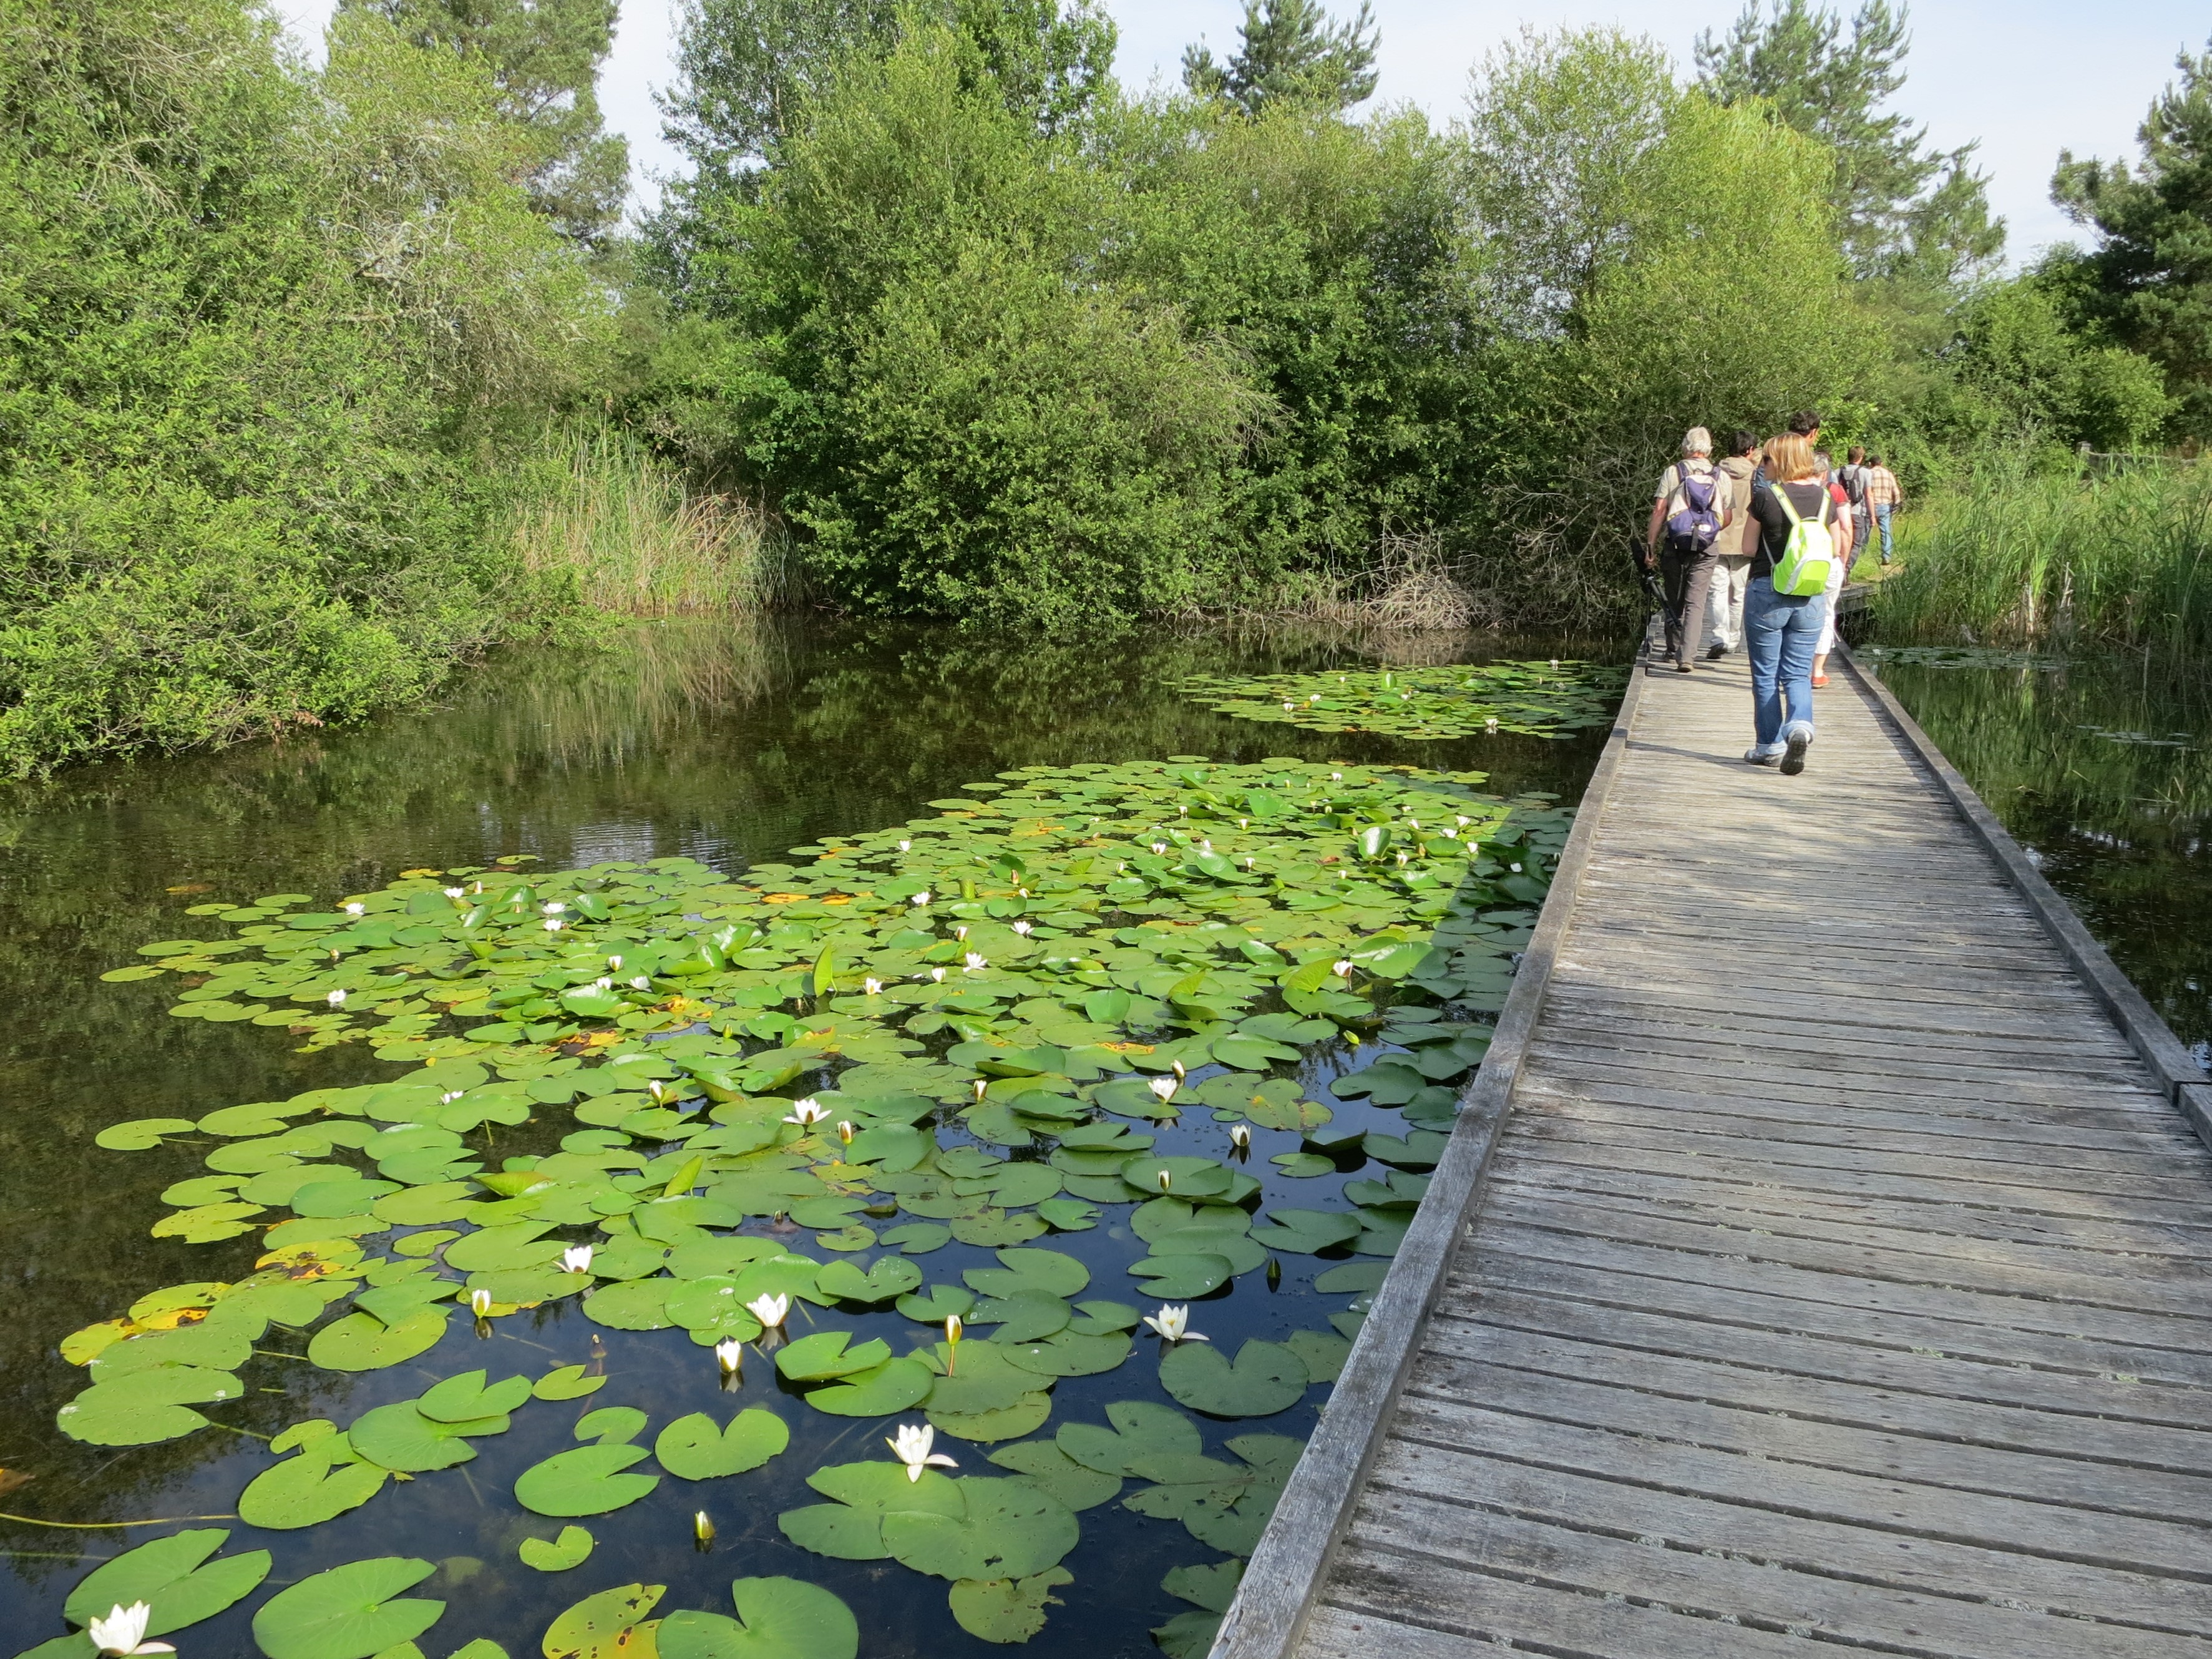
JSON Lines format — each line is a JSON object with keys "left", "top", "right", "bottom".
{"left": 1706, "top": 429, "right": 1761, "bottom": 657}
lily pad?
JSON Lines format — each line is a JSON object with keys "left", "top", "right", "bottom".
{"left": 1058, "top": 1401, "right": 1202, "bottom": 1476}
{"left": 815, "top": 1257, "right": 923, "bottom": 1303}
{"left": 963, "top": 1248, "right": 1088, "bottom": 1300}
{"left": 656, "top": 1408, "right": 791, "bottom": 1479}
{"left": 986, "top": 1441, "right": 1122, "bottom": 1510}
{"left": 581, "top": 1279, "right": 673, "bottom": 1331}
{"left": 542, "top": 1583, "right": 665, "bottom": 1659}
{"left": 805, "top": 1356, "right": 936, "bottom": 1417}
{"left": 658, "top": 1577, "right": 859, "bottom": 1659}
{"left": 947, "top": 1567, "right": 1073, "bottom": 1645}
{"left": 348, "top": 1400, "right": 506, "bottom": 1472}
{"left": 1246, "top": 1208, "right": 1361, "bottom": 1255}
{"left": 249, "top": 1556, "right": 444, "bottom": 1659}
{"left": 238, "top": 1427, "right": 390, "bottom": 1529}
{"left": 1127, "top": 1253, "right": 1234, "bottom": 1299}
{"left": 776, "top": 1331, "right": 892, "bottom": 1382}
{"left": 60, "top": 1529, "right": 270, "bottom": 1636}
{"left": 514, "top": 1444, "right": 661, "bottom": 1517}
{"left": 308, "top": 1308, "right": 451, "bottom": 1372}
{"left": 880, "top": 1477, "right": 1080, "bottom": 1581}
{"left": 419, "top": 1369, "right": 534, "bottom": 1422}
{"left": 1159, "top": 1340, "right": 1311, "bottom": 1419}
{"left": 519, "top": 1525, "right": 595, "bottom": 1572}
{"left": 534, "top": 1364, "right": 609, "bottom": 1401}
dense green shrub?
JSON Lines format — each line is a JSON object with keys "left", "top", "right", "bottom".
{"left": 0, "top": 0, "right": 611, "bottom": 776}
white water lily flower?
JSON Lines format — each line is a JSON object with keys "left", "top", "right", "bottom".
{"left": 1011, "top": 920, "right": 1033, "bottom": 936}
{"left": 608, "top": 954, "right": 623, "bottom": 969}
{"left": 444, "top": 886, "right": 466, "bottom": 899}
{"left": 595, "top": 976, "right": 613, "bottom": 991}
{"left": 326, "top": 989, "right": 347, "bottom": 1007}
{"left": 1330, "top": 770, "right": 1343, "bottom": 781}
{"left": 472, "top": 881, "right": 484, "bottom": 895}
{"left": 1442, "top": 828, "right": 1458, "bottom": 839}
{"left": 1549, "top": 658, "right": 1560, "bottom": 670}
{"left": 544, "top": 919, "right": 563, "bottom": 932}
{"left": 1396, "top": 851, "right": 1410, "bottom": 866}
{"left": 910, "top": 890, "right": 931, "bottom": 906}
{"left": 1484, "top": 717, "right": 1499, "bottom": 732}
{"left": 562, "top": 1245, "right": 595, "bottom": 1275}
{"left": 88, "top": 1603, "right": 173, "bottom": 1657}
{"left": 715, "top": 1337, "right": 744, "bottom": 1376}
{"left": 1147, "top": 1075, "right": 1177, "bottom": 1102}
{"left": 648, "top": 1080, "right": 667, "bottom": 1102}
{"left": 1200, "top": 839, "right": 1213, "bottom": 852}
{"left": 542, "top": 901, "right": 566, "bottom": 915}
{"left": 1510, "top": 862, "right": 1523, "bottom": 873}
{"left": 441, "top": 1090, "right": 464, "bottom": 1105}
{"left": 899, "top": 839, "right": 912, "bottom": 852}
{"left": 470, "top": 1288, "right": 494, "bottom": 1318}
{"left": 953, "top": 924, "right": 969, "bottom": 941}
{"left": 784, "top": 1099, "right": 829, "bottom": 1126}
{"left": 1282, "top": 700, "right": 1295, "bottom": 711}
{"left": 1456, "top": 815, "right": 1471, "bottom": 826}
{"left": 1143, "top": 1304, "right": 1209, "bottom": 1344}
{"left": 748, "top": 1292, "right": 790, "bottom": 1328}
{"left": 963, "top": 951, "right": 987, "bottom": 971}
{"left": 929, "top": 967, "right": 947, "bottom": 984}
{"left": 630, "top": 976, "right": 651, "bottom": 990}
{"left": 343, "top": 903, "right": 365, "bottom": 916}
{"left": 1230, "top": 1123, "right": 1252, "bottom": 1150}
{"left": 889, "top": 1421, "right": 958, "bottom": 1482}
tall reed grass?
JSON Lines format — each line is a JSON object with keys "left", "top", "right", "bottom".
{"left": 1874, "top": 457, "right": 2212, "bottom": 655}
{"left": 510, "top": 429, "right": 785, "bottom": 615}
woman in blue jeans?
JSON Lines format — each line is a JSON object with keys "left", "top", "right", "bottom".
{"left": 1743, "top": 433, "right": 1851, "bottom": 775}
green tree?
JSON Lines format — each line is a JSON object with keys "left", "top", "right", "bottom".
{"left": 1181, "top": 0, "right": 1379, "bottom": 115}
{"left": 1695, "top": 0, "right": 2000, "bottom": 280}
{"left": 2052, "top": 41, "right": 2212, "bottom": 435}
{"left": 661, "top": 0, "right": 1113, "bottom": 182}
{"left": 339, "top": 0, "right": 630, "bottom": 242}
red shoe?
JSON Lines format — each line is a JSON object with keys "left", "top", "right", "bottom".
{"left": 1811, "top": 673, "right": 1830, "bottom": 688}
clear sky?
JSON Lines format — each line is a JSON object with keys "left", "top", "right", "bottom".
{"left": 278, "top": 0, "right": 2208, "bottom": 261}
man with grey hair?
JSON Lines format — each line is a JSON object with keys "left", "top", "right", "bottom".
{"left": 1643, "top": 426, "right": 1732, "bottom": 672}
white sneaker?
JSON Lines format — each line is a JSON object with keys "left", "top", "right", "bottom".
{"left": 1745, "top": 745, "right": 1783, "bottom": 766}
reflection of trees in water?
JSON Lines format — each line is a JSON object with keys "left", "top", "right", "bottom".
{"left": 0, "top": 616, "right": 1617, "bottom": 1565}
{"left": 1884, "top": 652, "right": 2212, "bottom": 1059}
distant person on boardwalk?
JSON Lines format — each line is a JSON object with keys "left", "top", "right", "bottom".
{"left": 1644, "top": 426, "right": 1732, "bottom": 673}
{"left": 1864, "top": 453, "right": 1901, "bottom": 564}
{"left": 1808, "top": 443, "right": 1855, "bottom": 689}
{"left": 1706, "top": 430, "right": 1761, "bottom": 658}
{"left": 1841, "top": 445, "right": 1873, "bottom": 552}
{"left": 1744, "top": 433, "right": 1841, "bottom": 775}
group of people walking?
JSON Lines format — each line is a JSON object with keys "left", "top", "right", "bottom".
{"left": 1641, "top": 415, "right": 1902, "bottom": 777}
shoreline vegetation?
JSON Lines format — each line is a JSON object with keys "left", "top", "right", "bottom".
{"left": 5, "top": 0, "right": 2208, "bottom": 777}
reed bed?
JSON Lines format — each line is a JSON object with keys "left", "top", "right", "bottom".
{"left": 511, "top": 429, "right": 784, "bottom": 615}
{"left": 1874, "top": 458, "right": 2212, "bottom": 655}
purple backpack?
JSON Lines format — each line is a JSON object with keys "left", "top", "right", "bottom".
{"left": 1665, "top": 465, "right": 1721, "bottom": 554}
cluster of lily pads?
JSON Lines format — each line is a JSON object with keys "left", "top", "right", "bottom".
{"left": 1180, "top": 662, "right": 1628, "bottom": 739}
{"left": 29, "top": 757, "right": 1569, "bottom": 1659}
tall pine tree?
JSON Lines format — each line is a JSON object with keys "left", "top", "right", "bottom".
{"left": 1695, "top": 0, "right": 1999, "bottom": 281}
{"left": 341, "top": 0, "right": 628, "bottom": 242}
{"left": 1181, "top": 0, "right": 1378, "bottom": 116}
{"left": 2052, "top": 41, "right": 2212, "bottom": 435}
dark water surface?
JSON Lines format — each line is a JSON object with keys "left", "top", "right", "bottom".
{"left": 1868, "top": 647, "right": 2212, "bottom": 1073}
{"left": 0, "top": 619, "right": 1614, "bottom": 1658}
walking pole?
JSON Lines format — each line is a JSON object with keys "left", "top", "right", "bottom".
{"left": 1629, "top": 535, "right": 1666, "bottom": 660}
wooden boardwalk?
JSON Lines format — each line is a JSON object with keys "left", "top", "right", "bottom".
{"left": 1216, "top": 645, "right": 2212, "bottom": 1659}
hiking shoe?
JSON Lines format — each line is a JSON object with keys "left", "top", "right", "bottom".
{"left": 1780, "top": 724, "right": 1813, "bottom": 776}
{"left": 1745, "top": 745, "right": 1783, "bottom": 766}
{"left": 1704, "top": 644, "right": 1726, "bottom": 660}
{"left": 1674, "top": 658, "right": 1693, "bottom": 673}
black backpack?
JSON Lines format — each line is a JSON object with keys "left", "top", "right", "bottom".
{"left": 1664, "top": 464, "right": 1722, "bottom": 554}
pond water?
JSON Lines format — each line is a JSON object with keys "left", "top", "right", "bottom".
{"left": 1864, "top": 644, "right": 2212, "bottom": 1074}
{"left": 0, "top": 619, "right": 1616, "bottom": 1659}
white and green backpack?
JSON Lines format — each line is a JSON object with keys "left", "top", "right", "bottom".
{"left": 1769, "top": 486, "right": 1835, "bottom": 597}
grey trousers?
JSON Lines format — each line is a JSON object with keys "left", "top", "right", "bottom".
{"left": 1707, "top": 555, "right": 1751, "bottom": 650}
{"left": 1659, "top": 548, "right": 1719, "bottom": 664}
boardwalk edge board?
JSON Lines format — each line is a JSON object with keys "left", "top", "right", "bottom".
{"left": 1839, "top": 644, "right": 2211, "bottom": 1128}
{"left": 1206, "top": 645, "right": 1654, "bottom": 1659}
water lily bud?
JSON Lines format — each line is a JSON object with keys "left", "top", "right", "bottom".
{"left": 630, "top": 976, "right": 650, "bottom": 990}
{"left": 930, "top": 967, "right": 947, "bottom": 984}
{"left": 1157, "top": 1170, "right": 1173, "bottom": 1192}
{"left": 972, "top": 1078, "right": 988, "bottom": 1101}
{"left": 1170, "top": 1059, "right": 1186, "bottom": 1080}
{"left": 608, "top": 954, "right": 622, "bottom": 969}
{"left": 1332, "top": 959, "right": 1353, "bottom": 979}
{"left": 837, "top": 1120, "right": 854, "bottom": 1145}
{"left": 715, "top": 1337, "right": 743, "bottom": 1378}
{"left": 470, "top": 1288, "right": 494, "bottom": 1318}
{"left": 694, "top": 1510, "right": 716, "bottom": 1548}
{"left": 1238, "top": 818, "right": 1249, "bottom": 829}
{"left": 326, "top": 989, "right": 347, "bottom": 1007}
{"left": 1230, "top": 1123, "right": 1252, "bottom": 1150}
{"left": 953, "top": 924, "right": 968, "bottom": 941}
{"left": 472, "top": 881, "right": 483, "bottom": 894}
{"left": 899, "top": 839, "right": 912, "bottom": 851}
{"left": 648, "top": 1080, "right": 666, "bottom": 1103}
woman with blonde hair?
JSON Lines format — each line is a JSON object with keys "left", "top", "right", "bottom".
{"left": 1742, "top": 433, "right": 1848, "bottom": 775}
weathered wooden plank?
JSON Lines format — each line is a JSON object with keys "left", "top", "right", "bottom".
{"left": 1421, "top": 1318, "right": 2212, "bottom": 1477}
{"left": 1361, "top": 1433, "right": 2212, "bottom": 1637}
{"left": 1456, "top": 1250, "right": 2212, "bottom": 1388}
{"left": 1391, "top": 1392, "right": 2212, "bottom": 1578}
{"left": 1541, "top": 991, "right": 2145, "bottom": 1064}
{"left": 1345, "top": 1488, "right": 2212, "bottom": 1658}
{"left": 1449, "top": 1287, "right": 2212, "bottom": 1431}
{"left": 1528, "top": 1042, "right": 2164, "bottom": 1112}
{"left": 1481, "top": 1178, "right": 2212, "bottom": 1293}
